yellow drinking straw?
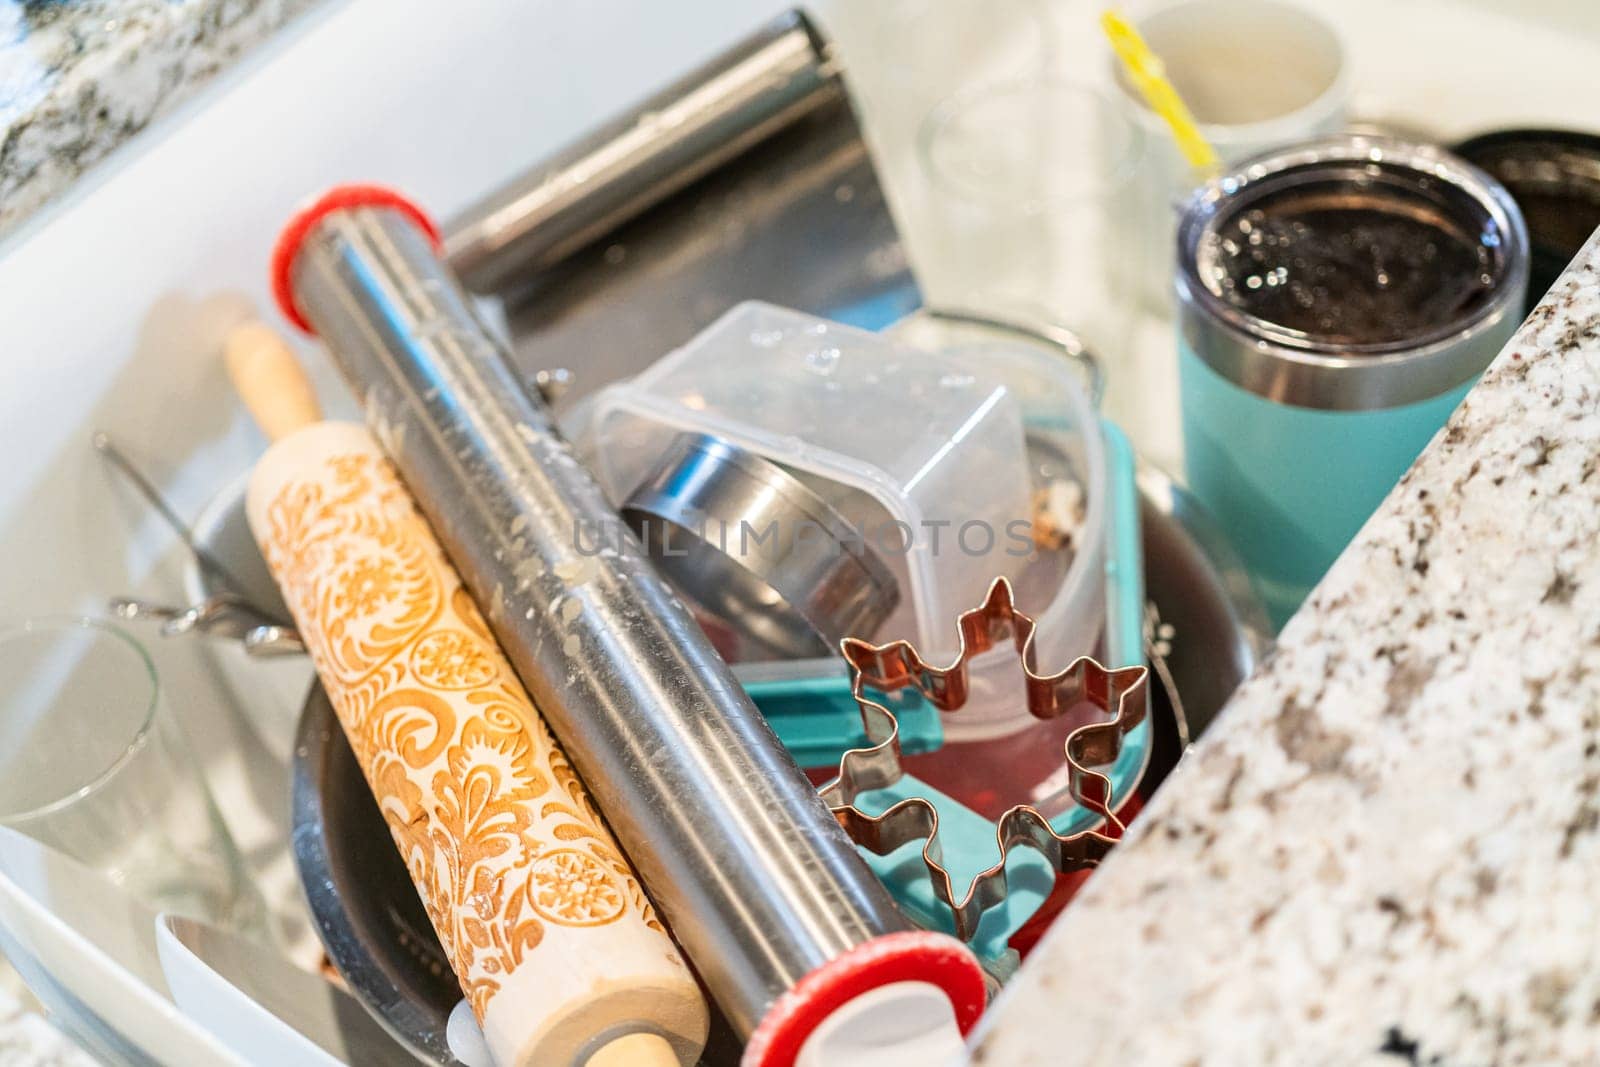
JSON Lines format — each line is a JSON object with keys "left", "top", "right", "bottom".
{"left": 1101, "top": 9, "right": 1220, "bottom": 177}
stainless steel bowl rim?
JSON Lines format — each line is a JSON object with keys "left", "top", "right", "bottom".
{"left": 622, "top": 433, "right": 900, "bottom": 657}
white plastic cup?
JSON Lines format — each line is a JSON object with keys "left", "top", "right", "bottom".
{"left": 1108, "top": 0, "right": 1350, "bottom": 311}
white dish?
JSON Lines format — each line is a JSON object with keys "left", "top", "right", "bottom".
{"left": 156, "top": 914, "right": 416, "bottom": 1066}
{"left": 0, "top": 827, "right": 244, "bottom": 1066}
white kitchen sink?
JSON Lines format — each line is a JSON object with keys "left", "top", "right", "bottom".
{"left": 1, "top": 0, "right": 1598, "bottom": 1062}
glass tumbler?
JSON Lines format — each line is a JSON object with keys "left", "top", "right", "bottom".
{"left": 917, "top": 79, "right": 1145, "bottom": 356}
{"left": 861, "top": 0, "right": 1051, "bottom": 130}
{"left": 0, "top": 618, "right": 257, "bottom": 931}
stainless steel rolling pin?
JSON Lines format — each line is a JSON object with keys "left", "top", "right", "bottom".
{"left": 268, "top": 185, "right": 985, "bottom": 1066}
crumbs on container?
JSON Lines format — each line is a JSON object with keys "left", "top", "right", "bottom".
{"left": 1032, "top": 479, "right": 1086, "bottom": 553}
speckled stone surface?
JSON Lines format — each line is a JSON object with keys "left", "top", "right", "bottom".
{"left": 0, "top": 0, "right": 320, "bottom": 236}
{"left": 0, "top": 985, "right": 97, "bottom": 1066}
{"left": 973, "top": 236, "right": 1600, "bottom": 1066}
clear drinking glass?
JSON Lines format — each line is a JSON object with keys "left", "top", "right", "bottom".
{"left": 916, "top": 79, "right": 1146, "bottom": 356}
{"left": 867, "top": 0, "right": 1051, "bottom": 114}
{"left": 829, "top": 0, "right": 1053, "bottom": 195}
{"left": 0, "top": 618, "right": 258, "bottom": 931}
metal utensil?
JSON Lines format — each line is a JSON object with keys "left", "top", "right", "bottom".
{"left": 623, "top": 433, "right": 900, "bottom": 659}
{"left": 446, "top": 10, "right": 841, "bottom": 294}
{"left": 240, "top": 625, "right": 307, "bottom": 657}
{"left": 821, "top": 577, "right": 1149, "bottom": 944}
{"left": 93, "top": 432, "right": 271, "bottom": 617}
{"left": 109, "top": 595, "right": 305, "bottom": 655}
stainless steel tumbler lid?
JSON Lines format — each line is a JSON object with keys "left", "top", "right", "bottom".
{"left": 1176, "top": 136, "right": 1529, "bottom": 411}
{"left": 622, "top": 433, "right": 900, "bottom": 659}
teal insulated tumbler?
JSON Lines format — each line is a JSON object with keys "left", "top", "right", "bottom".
{"left": 1176, "top": 137, "right": 1528, "bottom": 626}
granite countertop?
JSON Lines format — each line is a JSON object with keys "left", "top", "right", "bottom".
{"left": 0, "top": 986, "right": 95, "bottom": 1067}
{"left": 976, "top": 236, "right": 1600, "bottom": 1064}
{"left": 0, "top": 0, "right": 318, "bottom": 237}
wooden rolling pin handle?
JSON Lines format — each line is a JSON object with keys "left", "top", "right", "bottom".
{"left": 586, "top": 1032, "right": 678, "bottom": 1067}
{"left": 226, "top": 321, "right": 322, "bottom": 442}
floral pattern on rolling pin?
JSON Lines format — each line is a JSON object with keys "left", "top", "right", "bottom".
{"left": 257, "top": 444, "right": 669, "bottom": 1019}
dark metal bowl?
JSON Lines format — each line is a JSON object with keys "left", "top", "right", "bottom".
{"left": 1454, "top": 128, "right": 1600, "bottom": 312}
{"left": 291, "top": 690, "right": 465, "bottom": 1065}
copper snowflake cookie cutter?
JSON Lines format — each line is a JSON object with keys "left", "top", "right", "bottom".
{"left": 817, "top": 576, "right": 1149, "bottom": 943}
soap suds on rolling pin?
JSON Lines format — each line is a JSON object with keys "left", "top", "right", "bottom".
{"left": 513, "top": 556, "right": 544, "bottom": 591}
{"left": 548, "top": 594, "right": 584, "bottom": 624}
{"left": 554, "top": 556, "right": 596, "bottom": 585}
{"left": 365, "top": 388, "right": 408, "bottom": 456}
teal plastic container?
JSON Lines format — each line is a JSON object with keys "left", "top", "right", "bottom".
{"left": 745, "top": 671, "right": 944, "bottom": 767}
{"left": 1175, "top": 137, "right": 1529, "bottom": 627}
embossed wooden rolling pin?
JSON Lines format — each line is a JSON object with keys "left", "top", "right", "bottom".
{"left": 228, "top": 321, "right": 708, "bottom": 1067}
{"left": 268, "top": 185, "right": 987, "bottom": 1067}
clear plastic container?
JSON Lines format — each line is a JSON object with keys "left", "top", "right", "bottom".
{"left": 582, "top": 302, "right": 1036, "bottom": 654}
{"left": 886, "top": 310, "right": 1109, "bottom": 741}
{"left": 572, "top": 302, "right": 1108, "bottom": 743}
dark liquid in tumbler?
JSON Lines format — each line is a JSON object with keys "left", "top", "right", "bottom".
{"left": 1197, "top": 174, "right": 1501, "bottom": 347}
